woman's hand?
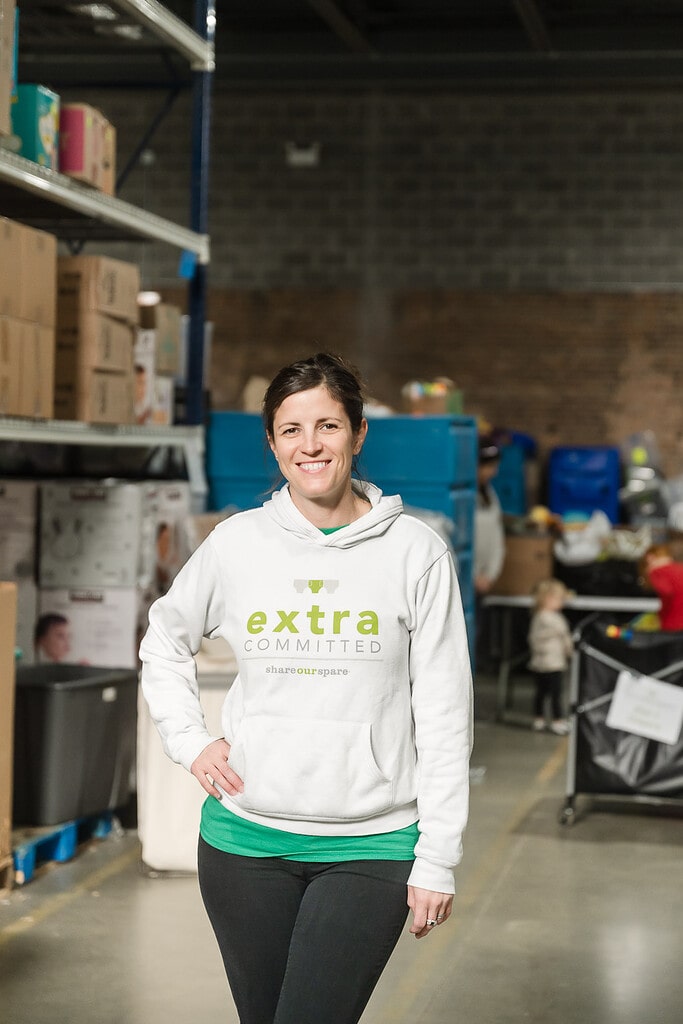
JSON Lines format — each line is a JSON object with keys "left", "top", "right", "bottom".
{"left": 191, "top": 738, "right": 244, "bottom": 799}
{"left": 407, "top": 885, "right": 454, "bottom": 939}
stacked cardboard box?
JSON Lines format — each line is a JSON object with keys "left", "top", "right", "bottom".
{"left": 59, "top": 103, "right": 117, "bottom": 196}
{"left": 135, "top": 301, "right": 183, "bottom": 425}
{"left": 0, "top": 217, "right": 57, "bottom": 418}
{"left": 0, "top": 0, "right": 16, "bottom": 139}
{"left": 55, "top": 255, "right": 140, "bottom": 424}
{"left": 0, "top": 581, "right": 17, "bottom": 893}
{"left": 490, "top": 533, "right": 555, "bottom": 596}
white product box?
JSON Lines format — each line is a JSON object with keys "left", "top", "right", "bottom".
{"left": 0, "top": 479, "right": 38, "bottom": 580}
{"left": 133, "top": 328, "right": 156, "bottom": 425}
{"left": 37, "top": 586, "right": 139, "bottom": 669}
{"left": 151, "top": 375, "right": 174, "bottom": 426}
{"left": 140, "top": 481, "right": 192, "bottom": 597}
{"left": 16, "top": 578, "right": 38, "bottom": 666}
{"left": 137, "top": 669, "right": 236, "bottom": 872}
{"left": 39, "top": 481, "right": 145, "bottom": 588}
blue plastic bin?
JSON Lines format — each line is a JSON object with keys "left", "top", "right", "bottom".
{"left": 548, "top": 446, "right": 621, "bottom": 524}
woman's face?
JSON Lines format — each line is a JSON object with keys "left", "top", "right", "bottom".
{"left": 268, "top": 385, "right": 367, "bottom": 515}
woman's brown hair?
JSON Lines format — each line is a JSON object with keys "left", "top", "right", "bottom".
{"left": 262, "top": 352, "right": 366, "bottom": 439}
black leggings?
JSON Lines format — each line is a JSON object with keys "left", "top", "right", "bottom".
{"left": 197, "top": 836, "right": 412, "bottom": 1024}
{"left": 533, "top": 670, "right": 564, "bottom": 719}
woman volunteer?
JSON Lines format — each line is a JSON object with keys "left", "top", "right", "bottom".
{"left": 139, "top": 352, "right": 473, "bottom": 1024}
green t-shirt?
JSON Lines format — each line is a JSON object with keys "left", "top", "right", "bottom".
{"left": 199, "top": 521, "right": 417, "bottom": 862}
{"left": 201, "top": 797, "right": 418, "bottom": 861}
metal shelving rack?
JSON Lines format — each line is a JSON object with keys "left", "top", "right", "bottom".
{"left": 0, "top": 0, "right": 216, "bottom": 506}
{"left": 0, "top": 149, "right": 209, "bottom": 258}
{"left": 0, "top": 417, "right": 207, "bottom": 509}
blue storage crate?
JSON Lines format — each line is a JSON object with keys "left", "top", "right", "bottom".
{"left": 207, "top": 412, "right": 276, "bottom": 479}
{"left": 209, "top": 475, "right": 275, "bottom": 512}
{"left": 548, "top": 446, "right": 621, "bottom": 524}
{"left": 361, "top": 415, "right": 477, "bottom": 487}
{"left": 374, "top": 482, "right": 474, "bottom": 551}
{"left": 492, "top": 443, "right": 527, "bottom": 516}
{"left": 454, "top": 548, "right": 474, "bottom": 612}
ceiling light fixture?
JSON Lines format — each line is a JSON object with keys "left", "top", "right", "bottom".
{"left": 68, "top": 4, "right": 119, "bottom": 22}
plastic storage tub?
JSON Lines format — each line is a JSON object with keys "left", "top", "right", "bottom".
{"left": 548, "top": 446, "right": 621, "bottom": 524}
{"left": 13, "top": 664, "right": 138, "bottom": 826}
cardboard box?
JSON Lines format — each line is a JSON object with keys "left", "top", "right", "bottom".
{"left": 58, "top": 255, "right": 140, "bottom": 325}
{"left": 19, "top": 322, "right": 55, "bottom": 419}
{"left": 59, "top": 102, "right": 103, "bottom": 189}
{"left": 0, "top": 218, "right": 22, "bottom": 319}
{"left": 491, "top": 534, "right": 555, "bottom": 597}
{"left": 0, "top": 480, "right": 38, "bottom": 579}
{"left": 0, "top": 220, "right": 56, "bottom": 326}
{"left": 55, "top": 311, "right": 134, "bottom": 377}
{"left": 101, "top": 118, "right": 116, "bottom": 197}
{"left": 38, "top": 481, "right": 145, "bottom": 588}
{"left": 0, "top": 315, "right": 21, "bottom": 415}
{"left": 401, "top": 378, "right": 464, "bottom": 415}
{"left": 54, "top": 370, "right": 133, "bottom": 425}
{"left": 36, "top": 586, "right": 139, "bottom": 669}
{"left": 1, "top": 318, "right": 54, "bottom": 419}
{"left": 139, "top": 302, "right": 183, "bottom": 376}
{"left": 11, "top": 83, "right": 59, "bottom": 169}
{"left": 133, "top": 328, "right": 155, "bottom": 425}
{"left": 19, "top": 225, "right": 57, "bottom": 327}
{"left": 0, "top": 0, "right": 16, "bottom": 138}
{"left": 0, "top": 581, "right": 17, "bottom": 872}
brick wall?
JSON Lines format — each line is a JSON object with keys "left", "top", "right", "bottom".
{"left": 76, "top": 84, "right": 683, "bottom": 479}
{"left": 85, "top": 84, "right": 683, "bottom": 291}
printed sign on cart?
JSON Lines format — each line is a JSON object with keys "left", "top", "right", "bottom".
{"left": 606, "top": 670, "right": 683, "bottom": 745}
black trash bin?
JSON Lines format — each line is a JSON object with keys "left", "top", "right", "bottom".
{"left": 13, "top": 664, "right": 138, "bottom": 826}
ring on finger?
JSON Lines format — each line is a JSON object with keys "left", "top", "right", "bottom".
{"left": 436, "top": 914, "right": 446, "bottom": 922}
{"left": 426, "top": 919, "right": 437, "bottom": 927}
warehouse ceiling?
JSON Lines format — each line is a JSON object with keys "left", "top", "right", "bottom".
{"left": 15, "top": 0, "right": 683, "bottom": 89}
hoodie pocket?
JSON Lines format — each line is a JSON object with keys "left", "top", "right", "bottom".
{"left": 228, "top": 714, "right": 393, "bottom": 821}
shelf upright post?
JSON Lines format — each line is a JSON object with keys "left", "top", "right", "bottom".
{"left": 186, "top": 0, "right": 215, "bottom": 428}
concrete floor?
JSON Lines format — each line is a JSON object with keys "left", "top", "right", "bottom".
{"left": 1, "top": 674, "right": 682, "bottom": 1024}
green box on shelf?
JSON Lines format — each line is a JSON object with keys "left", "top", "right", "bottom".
{"left": 11, "top": 83, "right": 59, "bottom": 169}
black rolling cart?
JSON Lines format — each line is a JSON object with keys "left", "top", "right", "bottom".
{"left": 560, "top": 618, "right": 683, "bottom": 825}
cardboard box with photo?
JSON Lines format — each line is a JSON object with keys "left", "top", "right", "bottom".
{"left": 36, "top": 586, "right": 139, "bottom": 669}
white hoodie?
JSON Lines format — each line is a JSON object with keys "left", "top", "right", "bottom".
{"left": 139, "top": 483, "right": 473, "bottom": 894}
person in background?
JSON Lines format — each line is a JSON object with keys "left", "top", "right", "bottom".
{"left": 474, "top": 434, "right": 505, "bottom": 667}
{"left": 640, "top": 544, "right": 683, "bottom": 630}
{"left": 139, "top": 352, "right": 473, "bottom": 1024}
{"left": 34, "top": 612, "right": 72, "bottom": 663}
{"left": 528, "top": 578, "right": 573, "bottom": 734}
{"left": 474, "top": 435, "right": 505, "bottom": 596}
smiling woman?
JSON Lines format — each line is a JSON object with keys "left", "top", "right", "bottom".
{"left": 139, "top": 351, "right": 473, "bottom": 1024}
{"left": 266, "top": 382, "right": 368, "bottom": 528}
{"left": 262, "top": 353, "right": 369, "bottom": 528}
